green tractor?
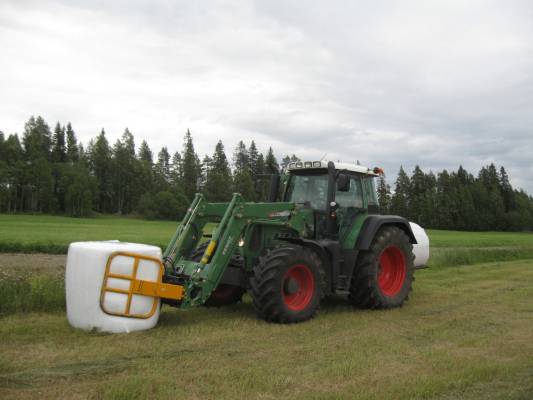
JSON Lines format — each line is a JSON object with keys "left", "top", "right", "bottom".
{"left": 117, "top": 161, "right": 425, "bottom": 323}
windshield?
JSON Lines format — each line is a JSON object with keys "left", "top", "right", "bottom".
{"left": 285, "top": 173, "right": 328, "bottom": 210}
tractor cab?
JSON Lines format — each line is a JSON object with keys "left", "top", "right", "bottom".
{"left": 283, "top": 160, "right": 381, "bottom": 239}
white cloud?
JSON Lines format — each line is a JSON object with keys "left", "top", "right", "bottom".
{"left": 1, "top": 0, "right": 532, "bottom": 192}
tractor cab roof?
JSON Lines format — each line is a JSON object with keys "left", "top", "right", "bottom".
{"left": 287, "top": 160, "right": 380, "bottom": 176}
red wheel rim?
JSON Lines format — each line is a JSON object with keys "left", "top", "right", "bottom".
{"left": 282, "top": 264, "right": 314, "bottom": 311}
{"left": 378, "top": 246, "right": 406, "bottom": 296}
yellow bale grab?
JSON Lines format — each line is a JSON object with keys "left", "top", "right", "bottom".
{"left": 99, "top": 252, "right": 184, "bottom": 319}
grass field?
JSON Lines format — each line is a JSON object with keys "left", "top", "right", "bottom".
{"left": 1, "top": 214, "right": 532, "bottom": 251}
{"left": 1, "top": 214, "right": 533, "bottom": 267}
{"left": 1, "top": 259, "right": 533, "bottom": 399}
{"left": 1, "top": 214, "right": 533, "bottom": 399}
{"left": 0, "top": 214, "right": 180, "bottom": 254}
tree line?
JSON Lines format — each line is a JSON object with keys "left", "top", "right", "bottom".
{"left": 0, "top": 116, "right": 282, "bottom": 219}
{"left": 378, "top": 165, "right": 533, "bottom": 231}
{"left": 1, "top": 116, "right": 532, "bottom": 231}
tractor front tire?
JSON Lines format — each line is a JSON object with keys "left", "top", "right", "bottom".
{"left": 349, "top": 226, "right": 415, "bottom": 309}
{"left": 191, "top": 243, "right": 245, "bottom": 307}
{"left": 251, "top": 246, "right": 323, "bottom": 323}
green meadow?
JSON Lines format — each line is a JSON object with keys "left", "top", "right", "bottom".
{"left": 1, "top": 214, "right": 532, "bottom": 266}
{"left": 0, "top": 214, "right": 532, "bottom": 399}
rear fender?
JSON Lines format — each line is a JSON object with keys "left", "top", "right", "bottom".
{"left": 355, "top": 215, "right": 417, "bottom": 251}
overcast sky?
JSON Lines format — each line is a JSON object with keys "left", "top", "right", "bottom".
{"left": 1, "top": 0, "right": 532, "bottom": 192}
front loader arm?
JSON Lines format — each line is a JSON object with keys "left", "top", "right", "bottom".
{"left": 164, "top": 193, "right": 295, "bottom": 308}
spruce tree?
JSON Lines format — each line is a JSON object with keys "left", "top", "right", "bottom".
{"left": 248, "top": 141, "right": 259, "bottom": 179}
{"left": 154, "top": 147, "right": 171, "bottom": 192}
{"left": 456, "top": 183, "right": 476, "bottom": 230}
{"left": 204, "top": 140, "right": 232, "bottom": 201}
{"left": 409, "top": 166, "right": 426, "bottom": 224}
{"left": 157, "top": 147, "right": 171, "bottom": 178}
{"left": 136, "top": 140, "right": 154, "bottom": 208}
{"left": 457, "top": 165, "right": 471, "bottom": 185}
{"left": 181, "top": 129, "right": 199, "bottom": 201}
{"left": 78, "top": 143, "right": 86, "bottom": 163}
{"left": 254, "top": 153, "right": 269, "bottom": 200}
{"left": 477, "top": 164, "right": 506, "bottom": 229}
{"left": 265, "top": 147, "right": 279, "bottom": 173}
{"left": 170, "top": 151, "right": 183, "bottom": 188}
{"left": 200, "top": 155, "right": 212, "bottom": 189}
{"left": 435, "top": 170, "right": 456, "bottom": 229}
{"left": 65, "top": 123, "right": 79, "bottom": 162}
{"left": 499, "top": 166, "right": 515, "bottom": 212}
{"left": 51, "top": 122, "right": 67, "bottom": 212}
{"left": 256, "top": 153, "right": 265, "bottom": 176}
{"left": 390, "top": 166, "right": 410, "bottom": 219}
{"left": 112, "top": 128, "right": 136, "bottom": 214}
{"left": 195, "top": 154, "right": 202, "bottom": 191}
{"left": 376, "top": 174, "right": 391, "bottom": 213}
{"left": 138, "top": 140, "right": 153, "bottom": 164}
{"left": 233, "top": 141, "right": 249, "bottom": 172}
{"left": 88, "top": 129, "right": 112, "bottom": 213}
{"left": 52, "top": 122, "right": 66, "bottom": 163}
{"left": 423, "top": 171, "right": 438, "bottom": 227}
{"left": 233, "top": 140, "right": 255, "bottom": 200}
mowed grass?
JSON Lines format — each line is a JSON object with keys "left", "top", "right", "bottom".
{"left": 1, "top": 215, "right": 533, "bottom": 398}
{"left": 1, "top": 259, "right": 533, "bottom": 399}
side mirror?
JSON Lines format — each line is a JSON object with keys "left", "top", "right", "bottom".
{"left": 337, "top": 174, "right": 350, "bottom": 192}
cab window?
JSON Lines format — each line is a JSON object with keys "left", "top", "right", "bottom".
{"left": 285, "top": 174, "right": 329, "bottom": 210}
{"left": 335, "top": 176, "right": 363, "bottom": 208}
{"left": 366, "top": 177, "right": 379, "bottom": 207}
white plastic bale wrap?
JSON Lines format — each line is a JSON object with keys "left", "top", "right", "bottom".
{"left": 66, "top": 241, "right": 162, "bottom": 333}
{"left": 409, "top": 222, "right": 430, "bottom": 267}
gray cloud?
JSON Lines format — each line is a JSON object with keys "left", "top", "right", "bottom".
{"left": 1, "top": 0, "right": 532, "bottom": 192}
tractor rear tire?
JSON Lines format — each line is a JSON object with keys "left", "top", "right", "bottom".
{"left": 349, "top": 226, "right": 415, "bottom": 309}
{"left": 191, "top": 243, "right": 246, "bottom": 307}
{"left": 251, "top": 246, "right": 323, "bottom": 323}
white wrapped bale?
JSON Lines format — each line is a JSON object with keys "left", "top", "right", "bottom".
{"left": 65, "top": 241, "right": 162, "bottom": 333}
{"left": 409, "top": 222, "right": 430, "bottom": 267}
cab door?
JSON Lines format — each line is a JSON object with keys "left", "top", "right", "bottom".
{"left": 335, "top": 175, "right": 365, "bottom": 241}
